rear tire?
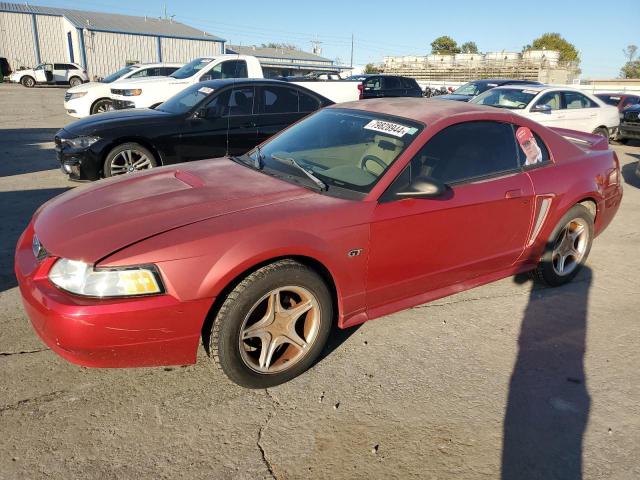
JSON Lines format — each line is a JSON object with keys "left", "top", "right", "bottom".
{"left": 210, "top": 260, "right": 333, "bottom": 388}
{"left": 91, "top": 98, "right": 113, "bottom": 115}
{"left": 532, "top": 204, "right": 594, "bottom": 287}
{"left": 103, "top": 142, "right": 157, "bottom": 177}
{"left": 21, "top": 76, "right": 35, "bottom": 88}
{"left": 69, "top": 76, "right": 82, "bottom": 87}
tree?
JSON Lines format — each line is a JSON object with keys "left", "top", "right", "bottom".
{"left": 523, "top": 33, "right": 579, "bottom": 64}
{"left": 460, "top": 41, "right": 479, "bottom": 54}
{"left": 622, "top": 45, "right": 638, "bottom": 63}
{"left": 261, "top": 42, "right": 299, "bottom": 51}
{"left": 430, "top": 36, "right": 460, "bottom": 55}
{"left": 364, "top": 63, "right": 382, "bottom": 74}
{"left": 620, "top": 60, "right": 640, "bottom": 79}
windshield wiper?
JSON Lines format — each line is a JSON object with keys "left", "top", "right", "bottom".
{"left": 270, "top": 154, "right": 328, "bottom": 191}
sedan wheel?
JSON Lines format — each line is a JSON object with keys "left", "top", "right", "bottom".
{"left": 91, "top": 99, "right": 113, "bottom": 115}
{"left": 69, "top": 77, "right": 82, "bottom": 87}
{"left": 210, "top": 259, "right": 333, "bottom": 388}
{"left": 532, "top": 204, "right": 593, "bottom": 286}
{"left": 104, "top": 143, "right": 157, "bottom": 177}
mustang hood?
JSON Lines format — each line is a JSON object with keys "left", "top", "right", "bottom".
{"left": 34, "top": 159, "right": 312, "bottom": 263}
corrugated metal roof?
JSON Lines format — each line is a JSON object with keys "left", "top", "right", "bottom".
{"left": 0, "top": 2, "right": 224, "bottom": 41}
{"left": 226, "top": 45, "right": 331, "bottom": 63}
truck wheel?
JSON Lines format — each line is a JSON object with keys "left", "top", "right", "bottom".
{"left": 532, "top": 204, "right": 594, "bottom": 287}
{"left": 91, "top": 98, "right": 113, "bottom": 115}
{"left": 210, "top": 259, "right": 333, "bottom": 388}
{"left": 21, "top": 76, "right": 35, "bottom": 88}
{"left": 69, "top": 76, "right": 82, "bottom": 87}
{"left": 104, "top": 142, "right": 157, "bottom": 177}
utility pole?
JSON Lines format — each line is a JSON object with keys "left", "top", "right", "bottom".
{"left": 350, "top": 33, "right": 354, "bottom": 68}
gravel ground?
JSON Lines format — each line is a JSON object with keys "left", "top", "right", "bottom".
{"left": 0, "top": 83, "right": 639, "bottom": 480}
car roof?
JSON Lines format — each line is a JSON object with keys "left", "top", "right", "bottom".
{"left": 132, "top": 62, "right": 183, "bottom": 68}
{"left": 197, "top": 78, "right": 333, "bottom": 102}
{"left": 486, "top": 85, "right": 590, "bottom": 93}
{"left": 331, "top": 97, "right": 513, "bottom": 125}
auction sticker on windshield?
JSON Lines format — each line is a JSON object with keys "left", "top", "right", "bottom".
{"left": 198, "top": 87, "right": 214, "bottom": 95}
{"left": 364, "top": 119, "right": 416, "bottom": 138}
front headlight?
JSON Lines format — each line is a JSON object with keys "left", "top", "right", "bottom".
{"left": 123, "top": 89, "right": 142, "bottom": 96}
{"left": 67, "top": 91, "right": 87, "bottom": 101}
{"left": 49, "top": 259, "right": 164, "bottom": 297}
{"left": 64, "top": 135, "right": 100, "bottom": 148}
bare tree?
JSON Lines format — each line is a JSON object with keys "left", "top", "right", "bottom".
{"left": 622, "top": 45, "right": 638, "bottom": 63}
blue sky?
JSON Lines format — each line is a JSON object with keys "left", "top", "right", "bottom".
{"left": 36, "top": 0, "right": 639, "bottom": 78}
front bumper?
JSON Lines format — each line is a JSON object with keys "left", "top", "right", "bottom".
{"left": 619, "top": 122, "right": 640, "bottom": 140}
{"left": 14, "top": 224, "right": 213, "bottom": 368}
{"left": 54, "top": 133, "right": 104, "bottom": 181}
{"left": 112, "top": 99, "right": 136, "bottom": 110}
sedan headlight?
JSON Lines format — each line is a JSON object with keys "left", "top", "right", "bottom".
{"left": 67, "top": 91, "right": 87, "bottom": 101}
{"left": 122, "top": 89, "right": 142, "bottom": 96}
{"left": 49, "top": 259, "right": 164, "bottom": 297}
{"left": 64, "top": 135, "right": 100, "bottom": 148}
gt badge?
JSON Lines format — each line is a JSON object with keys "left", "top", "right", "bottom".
{"left": 347, "top": 249, "right": 363, "bottom": 258}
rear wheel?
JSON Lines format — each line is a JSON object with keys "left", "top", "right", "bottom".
{"left": 21, "top": 76, "right": 35, "bottom": 88}
{"left": 91, "top": 98, "right": 113, "bottom": 115}
{"left": 210, "top": 260, "right": 333, "bottom": 388}
{"left": 103, "top": 142, "right": 157, "bottom": 177}
{"left": 69, "top": 76, "right": 82, "bottom": 87}
{"left": 532, "top": 204, "right": 593, "bottom": 287}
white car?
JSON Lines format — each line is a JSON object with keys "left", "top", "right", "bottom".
{"left": 470, "top": 85, "right": 620, "bottom": 138}
{"left": 9, "top": 62, "right": 88, "bottom": 88}
{"left": 110, "top": 55, "right": 362, "bottom": 110}
{"left": 64, "top": 63, "right": 183, "bottom": 118}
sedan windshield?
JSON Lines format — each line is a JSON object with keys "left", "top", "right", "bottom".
{"left": 245, "top": 108, "right": 423, "bottom": 195}
{"left": 102, "top": 66, "right": 135, "bottom": 83}
{"left": 170, "top": 58, "right": 211, "bottom": 79}
{"left": 157, "top": 84, "right": 213, "bottom": 114}
{"left": 453, "top": 81, "right": 485, "bottom": 96}
{"left": 471, "top": 88, "right": 537, "bottom": 110}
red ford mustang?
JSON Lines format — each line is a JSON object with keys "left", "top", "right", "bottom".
{"left": 15, "top": 98, "right": 622, "bottom": 388}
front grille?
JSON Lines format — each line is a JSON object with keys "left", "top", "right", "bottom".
{"left": 112, "top": 99, "right": 135, "bottom": 110}
{"left": 624, "top": 111, "right": 640, "bottom": 123}
{"left": 64, "top": 92, "right": 72, "bottom": 101}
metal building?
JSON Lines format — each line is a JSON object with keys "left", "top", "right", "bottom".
{"left": 225, "top": 45, "right": 340, "bottom": 78}
{"left": 0, "top": 2, "right": 225, "bottom": 79}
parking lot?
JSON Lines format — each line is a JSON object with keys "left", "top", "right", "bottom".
{"left": 1, "top": 83, "right": 639, "bottom": 479}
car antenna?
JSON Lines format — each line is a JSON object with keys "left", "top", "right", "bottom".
{"left": 224, "top": 51, "right": 241, "bottom": 157}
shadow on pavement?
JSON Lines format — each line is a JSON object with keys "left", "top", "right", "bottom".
{"left": 621, "top": 157, "right": 639, "bottom": 188}
{"left": 0, "top": 128, "right": 60, "bottom": 177}
{"left": 502, "top": 267, "right": 592, "bottom": 480}
{"left": 0, "top": 188, "right": 69, "bottom": 293}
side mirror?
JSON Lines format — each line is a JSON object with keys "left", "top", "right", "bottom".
{"left": 396, "top": 176, "right": 447, "bottom": 199}
{"left": 531, "top": 104, "right": 552, "bottom": 113}
{"left": 192, "top": 105, "right": 223, "bottom": 120}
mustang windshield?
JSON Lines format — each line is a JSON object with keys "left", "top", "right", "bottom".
{"left": 102, "top": 66, "right": 135, "bottom": 83}
{"left": 471, "top": 88, "right": 537, "bottom": 110}
{"left": 247, "top": 108, "right": 423, "bottom": 195}
{"left": 170, "top": 58, "right": 211, "bottom": 79}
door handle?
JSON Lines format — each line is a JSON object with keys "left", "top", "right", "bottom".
{"left": 505, "top": 189, "right": 522, "bottom": 199}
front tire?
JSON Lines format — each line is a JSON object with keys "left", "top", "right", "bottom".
{"left": 210, "top": 260, "right": 333, "bottom": 388}
{"left": 532, "top": 204, "right": 594, "bottom": 287}
{"left": 21, "top": 76, "right": 35, "bottom": 88}
{"left": 103, "top": 142, "right": 157, "bottom": 177}
{"left": 91, "top": 98, "right": 113, "bottom": 115}
{"left": 69, "top": 76, "right": 82, "bottom": 87}
{"left": 592, "top": 127, "right": 609, "bottom": 140}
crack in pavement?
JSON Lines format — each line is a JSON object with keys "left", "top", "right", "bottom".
{"left": 0, "top": 348, "right": 49, "bottom": 357}
{"left": 0, "top": 389, "right": 68, "bottom": 414}
{"left": 257, "top": 388, "right": 280, "bottom": 480}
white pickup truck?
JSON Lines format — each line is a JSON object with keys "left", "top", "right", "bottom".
{"left": 109, "top": 55, "right": 361, "bottom": 108}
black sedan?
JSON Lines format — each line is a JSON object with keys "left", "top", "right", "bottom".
{"left": 55, "top": 79, "right": 333, "bottom": 180}
{"left": 438, "top": 79, "right": 542, "bottom": 102}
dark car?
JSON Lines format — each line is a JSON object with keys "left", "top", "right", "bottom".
{"left": 438, "top": 79, "right": 543, "bottom": 102}
{"left": 356, "top": 75, "right": 423, "bottom": 99}
{"left": 595, "top": 93, "right": 640, "bottom": 111}
{"left": 55, "top": 79, "right": 333, "bottom": 180}
{"left": 618, "top": 104, "right": 640, "bottom": 144}
{"left": 0, "top": 57, "right": 10, "bottom": 80}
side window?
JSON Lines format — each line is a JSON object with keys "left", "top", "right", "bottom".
{"left": 224, "top": 87, "right": 255, "bottom": 116}
{"left": 260, "top": 86, "right": 299, "bottom": 114}
{"left": 535, "top": 92, "right": 563, "bottom": 110}
{"left": 53, "top": 63, "right": 66, "bottom": 70}
{"left": 203, "top": 89, "right": 229, "bottom": 118}
{"left": 298, "top": 90, "right": 321, "bottom": 112}
{"left": 163, "top": 67, "right": 180, "bottom": 76}
{"left": 130, "top": 68, "right": 149, "bottom": 78}
{"left": 391, "top": 121, "right": 519, "bottom": 189}
{"left": 564, "top": 91, "right": 597, "bottom": 109}
{"left": 67, "top": 64, "right": 79, "bottom": 70}
{"left": 401, "top": 78, "right": 419, "bottom": 89}
{"left": 514, "top": 126, "right": 550, "bottom": 167}
{"left": 207, "top": 60, "right": 249, "bottom": 80}
{"left": 384, "top": 77, "right": 402, "bottom": 90}
{"left": 364, "top": 77, "right": 382, "bottom": 91}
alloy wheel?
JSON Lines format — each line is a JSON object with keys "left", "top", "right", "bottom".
{"left": 551, "top": 218, "right": 589, "bottom": 276}
{"left": 94, "top": 100, "right": 113, "bottom": 114}
{"left": 239, "top": 286, "right": 321, "bottom": 374}
{"left": 108, "top": 149, "right": 153, "bottom": 175}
